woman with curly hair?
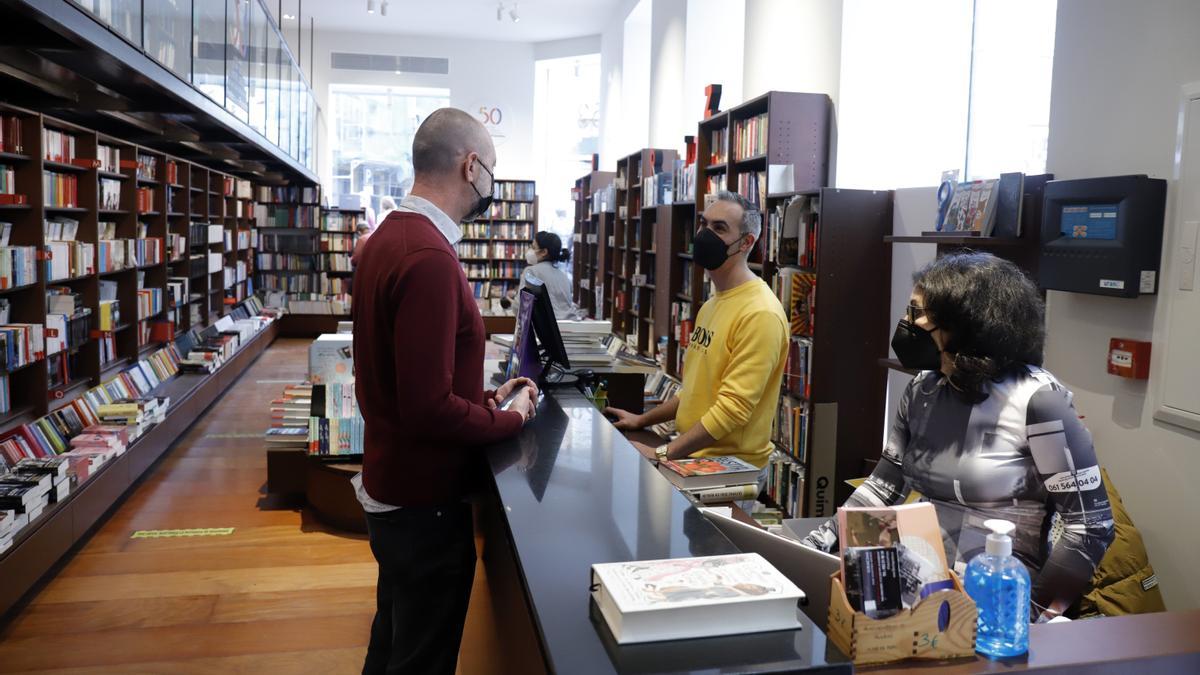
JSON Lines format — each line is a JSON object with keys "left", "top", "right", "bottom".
{"left": 801, "top": 251, "right": 1114, "bottom": 623}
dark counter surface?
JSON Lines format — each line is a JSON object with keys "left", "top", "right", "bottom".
{"left": 485, "top": 391, "right": 851, "bottom": 674}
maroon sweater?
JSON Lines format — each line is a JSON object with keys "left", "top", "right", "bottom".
{"left": 353, "top": 211, "right": 523, "bottom": 507}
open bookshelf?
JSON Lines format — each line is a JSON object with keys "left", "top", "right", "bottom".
{"left": 571, "top": 169, "right": 615, "bottom": 318}
{"left": 457, "top": 178, "right": 538, "bottom": 333}
{"left": 0, "top": 103, "right": 262, "bottom": 437}
{"left": 612, "top": 149, "right": 676, "bottom": 357}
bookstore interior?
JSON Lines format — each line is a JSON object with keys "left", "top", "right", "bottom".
{"left": 1, "top": 0, "right": 1199, "bottom": 673}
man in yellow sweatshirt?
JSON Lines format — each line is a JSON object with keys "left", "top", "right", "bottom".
{"left": 605, "top": 191, "right": 789, "bottom": 470}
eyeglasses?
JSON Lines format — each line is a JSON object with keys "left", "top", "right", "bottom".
{"left": 906, "top": 304, "right": 929, "bottom": 323}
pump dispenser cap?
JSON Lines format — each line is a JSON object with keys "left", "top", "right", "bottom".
{"left": 984, "top": 519, "right": 1015, "bottom": 557}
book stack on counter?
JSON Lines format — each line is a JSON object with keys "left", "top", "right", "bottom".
{"left": 308, "top": 382, "right": 363, "bottom": 456}
{"left": 0, "top": 457, "right": 67, "bottom": 553}
{"left": 591, "top": 553, "right": 802, "bottom": 643}
{"left": 657, "top": 456, "right": 762, "bottom": 505}
{"left": 265, "top": 383, "right": 312, "bottom": 449}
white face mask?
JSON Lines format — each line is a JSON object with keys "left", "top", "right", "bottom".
{"left": 525, "top": 249, "right": 540, "bottom": 266}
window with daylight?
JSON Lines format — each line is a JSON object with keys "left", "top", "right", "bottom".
{"left": 327, "top": 84, "right": 450, "bottom": 215}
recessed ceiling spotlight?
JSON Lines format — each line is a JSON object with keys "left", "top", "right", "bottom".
{"left": 367, "top": 0, "right": 375, "bottom": 14}
{"left": 282, "top": 13, "right": 295, "bottom": 20}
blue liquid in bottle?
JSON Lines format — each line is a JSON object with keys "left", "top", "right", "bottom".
{"left": 964, "top": 519, "right": 1030, "bottom": 658}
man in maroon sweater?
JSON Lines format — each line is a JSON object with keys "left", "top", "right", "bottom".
{"left": 352, "top": 108, "right": 536, "bottom": 675}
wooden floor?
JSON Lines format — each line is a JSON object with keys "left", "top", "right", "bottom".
{"left": 0, "top": 339, "right": 380, "bottom": 673}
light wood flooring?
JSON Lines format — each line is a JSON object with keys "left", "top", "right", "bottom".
{"left": 0, "top": 339, "right": 411, "bottom": 673}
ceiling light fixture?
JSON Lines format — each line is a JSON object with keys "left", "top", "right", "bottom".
{"left": 380, "top": 1, "right": 388, "bottom": 16}
{"left": 510, "top": 3, "right": 519, "bottom": 22}
{"left": 367, "top": 0, "right": 375, "bottom": 14}
{"left": 496, "top": 2, "right": 520, "bottom": 23}
{"left": 282, "top": 13, "right": 295, "bottom": 20}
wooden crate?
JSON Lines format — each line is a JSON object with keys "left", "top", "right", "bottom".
{"left": 827, "top": 570, "right": 977, "bottom": 666}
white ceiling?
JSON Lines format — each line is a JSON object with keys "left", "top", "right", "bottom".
{"left": 286, "top": 0, "right": 620, "bottom": 43}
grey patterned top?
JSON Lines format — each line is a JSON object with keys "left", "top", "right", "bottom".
{"left": 803, "top": 366, "right": 1114, "bottom": 613}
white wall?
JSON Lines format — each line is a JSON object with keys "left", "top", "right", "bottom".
{"left": 835, "top": 0, "right": 973, "bottom": 189}
{"left": 683, "top": 0, "right": 745, "bottom": 141}
{"left": 310, "top": 29, "right": 537, "bottom": 185}
{"left": 743, "top": 0, "right": 842, "bottom": 105}
{"left": 1045, "top": 0, "right": 1200, "bottom": 610}
{"left": 648, "top": 0, "right": 688, "bottom": 148}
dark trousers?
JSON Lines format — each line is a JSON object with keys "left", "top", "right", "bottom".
{"left": 362, "top": 502, "right": 476, "bottom": 675}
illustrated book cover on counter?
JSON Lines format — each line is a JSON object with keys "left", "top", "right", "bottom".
{"left": 657, "top": 456, "right": 761, "bottom": 490}
{"left": 590, "top": 553, "right": 803, "bottom": 644}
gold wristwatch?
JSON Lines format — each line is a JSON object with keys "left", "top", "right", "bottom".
{"left": 655, "top": 444, "right": 670, "bottom": 461}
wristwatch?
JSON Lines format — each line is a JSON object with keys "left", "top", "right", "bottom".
{"left": 655, "top": 444, "right": 670, "bottom": 461}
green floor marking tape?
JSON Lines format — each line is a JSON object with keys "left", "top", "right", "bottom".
{"left": 131, "top": 528, "right": 236, "bottom": 539}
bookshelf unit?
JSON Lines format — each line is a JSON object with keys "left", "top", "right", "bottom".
{"left": 571, "top": 170, "right": 615, "bottom": 318}
{"left": 0, "top": 103, "right": 261, "bottom": 438}
{"left": 612, "top": 149, "right": 677, "bottom": 357}
{"left": 457, "top": 178, "right": 538, "bottom": 334}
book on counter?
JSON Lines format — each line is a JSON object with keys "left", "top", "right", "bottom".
{"left": 657, "top": 455, "right": 761, "bottom": 491}
{"left": 265, "top": 426, "right": 309, "bottom": 446}
{"left": 590, "top": 552, "right": 803, "bottom": 644}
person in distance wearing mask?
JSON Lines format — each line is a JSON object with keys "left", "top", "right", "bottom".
{"left": 604, "top": 191, "right": 789, "bottom": 484}
{"left": 518, "top": 231, "right": 582, "bottom": 319}
{"left": 351, "top": 107, "right": 538, "bottom": 675}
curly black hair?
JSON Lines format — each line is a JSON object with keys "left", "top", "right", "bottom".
{"left": 913, "top": 251, "right": 1044, "bottom": 401}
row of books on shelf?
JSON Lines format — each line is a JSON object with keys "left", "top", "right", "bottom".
{"left": 0, "top": 323, "right": 43, "bottom": 373}
{"left": 492, "top": 181, "right": 535, "bottom": 202}
{"left": 456, "top": 241, "right": 530, "bottom": 260}
{"left": 189, "top": 222, "right": 224, "bottom": 244}
{"left": 766, "top": 196, "right": 820, "bottom": 269}
{"left": 308, "top": 382, "right": 363, "bottom": 456}
{"left": 674, "top": 160, "right": 697, "bottom": 202}
{"left": 775, "top": 394, "right": 810, "bottom": 466}
{"left": 0, "top": 115, "right": 22, "bottom": 154}
{"left": 266, "top": 292, "right": 351, "bottom": 315}
{"left": 317, "top": 233, "right": 351, "bottom": 252}
{"left": 223, "top": 262, "right": 248, "bottom": 289}
{"left": 136, "top": 288, "right": 164, "bottom": 321}
{"left": 776, "top": 268, "right": 817, "bottom": 338}
{"left": 99, "top": 178, "right": 121, "bottom": 210}
{"left": 460, "top": 261, "right": 525, "bottom": 279}
{"left": 98, "top": 238, "right": 164, "bottom": 272}
{"left": 136, "top": 186, "right": 154, "bottom": 213}
{"left": 256, "top": 272, "right": 351, "bottom": 295}
{"left": 706, "top": 173, "right": 727, "bottom": 198}
{"left": 710, "top": 126, "right": 729, "bottom": 164}
{"left": 258, "top": 231, "right": 315, "bottom": 253}
{"left": 97, "top": 145, "right": 120, "bottom": 174}
{"left": 487, "top": 202, "right": 534, "bottom": 220}
{"left": 42, "top": 128, "right": 76, "bottom": 163}
{"left": 322, "top": 211, "right": 361, "bottom": 232}
{"left": 1, "top": 246, "right": 37, "bottom": 288}
{"left": 461, "top": 222, "right": 534, "bottom": 240}
{"left": 255, "top": 204, "right": 317, "bottom": 228}
{"left": 43, "top": 171, "right": 78, "bottom": 208}
{"left": 256, "top": 185, "right": 319, "bottom": 204}
{"left": 136, "top": 154, "right": 156, "bottom": 182}
{"left": 1, "top": 166, "right": 16, "bottom": 198}
{"left": 732, "top": 112, "right": 769, "bottom": 161}
{"left": 737, "top": 170, "right": 767, "bottom": 210}
{"left": 764, "top": 451, "right": 805, "bottom": 518}
{"left": 254, "top": 252, "right": 348, "bottom": 272}
{"left": 643, "top": 172, "right": 673, "bottom": 208}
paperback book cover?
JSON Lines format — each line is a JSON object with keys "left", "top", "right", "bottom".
{"left": 658, "top": 455, "right": 760, "bottom": 490}
{"left": 837, "top": 503, "right": 950, "bottom": 611}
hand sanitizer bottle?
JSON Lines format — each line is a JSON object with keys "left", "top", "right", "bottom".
{"left": 965, "top": 519, "right": 1030, "bottom": 658}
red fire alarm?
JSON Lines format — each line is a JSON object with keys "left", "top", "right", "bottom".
{"left": 1108, "top": 338, "right": 1151, "bottom": 379}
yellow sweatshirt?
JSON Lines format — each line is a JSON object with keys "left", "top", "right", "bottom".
{"left": 676, "top": 278, "right": 789, "bottom": 468}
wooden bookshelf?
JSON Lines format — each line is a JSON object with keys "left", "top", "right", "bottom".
{"left": 0, "top": 103, "right": 269, "bottom": 424}
{"left": 613, "top": 149, "right": 676, "bottom": 356}
{"left": 458, "top": 179, "right": 538, "bottom": 332}
{"left": 571, "top": 170, "right": 615, "bottom": 318}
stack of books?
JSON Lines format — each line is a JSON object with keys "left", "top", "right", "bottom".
{"left": 657, "top": 456, "right": 761, "bottom": 505}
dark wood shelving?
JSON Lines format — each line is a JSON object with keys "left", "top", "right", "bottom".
{"left": 0, "top": 151, "right": 30, "bottom": 162}
{"left": 99, "top": 209, "right": 129, "bottom": 216}
{"left": 97, "top": 170, "right": 127, "bottom": 180}
{"left": 43, "top": 160, "right": 87, "bottom": 173}
{"left": 0, "top": 280, "right": 40, "bottom": 295}
{"left": 44, "top": 206, "right": 88, "bottom": 213}
{"left": 0, "top": 404, "right": 37, "bottom": 436}
{"left": 0, "top": 204, "right": 31, "bottom": 210}
{"left": 50, "top": 273, "right": 94, "bottom": 283}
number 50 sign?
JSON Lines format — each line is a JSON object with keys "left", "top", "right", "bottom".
{"left": 474, "top": 103, "right": 508, "bottom": 147}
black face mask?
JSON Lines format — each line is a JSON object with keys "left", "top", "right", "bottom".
{"left": 891, "top": 318, "right": 942, "bottom": 370}
{"left": 465, "top": 158, "right": 494, "bottom": 222}
{"left": 693, "top": 227, "right": 746, "bottom": 271}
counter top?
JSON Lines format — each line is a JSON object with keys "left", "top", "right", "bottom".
{"left": 485, "top": 391, "right": 851, "bottom": 674}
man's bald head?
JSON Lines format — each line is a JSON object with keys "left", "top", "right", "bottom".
{"left": 412, "top": 108, "right": 494, "bottom": 178}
